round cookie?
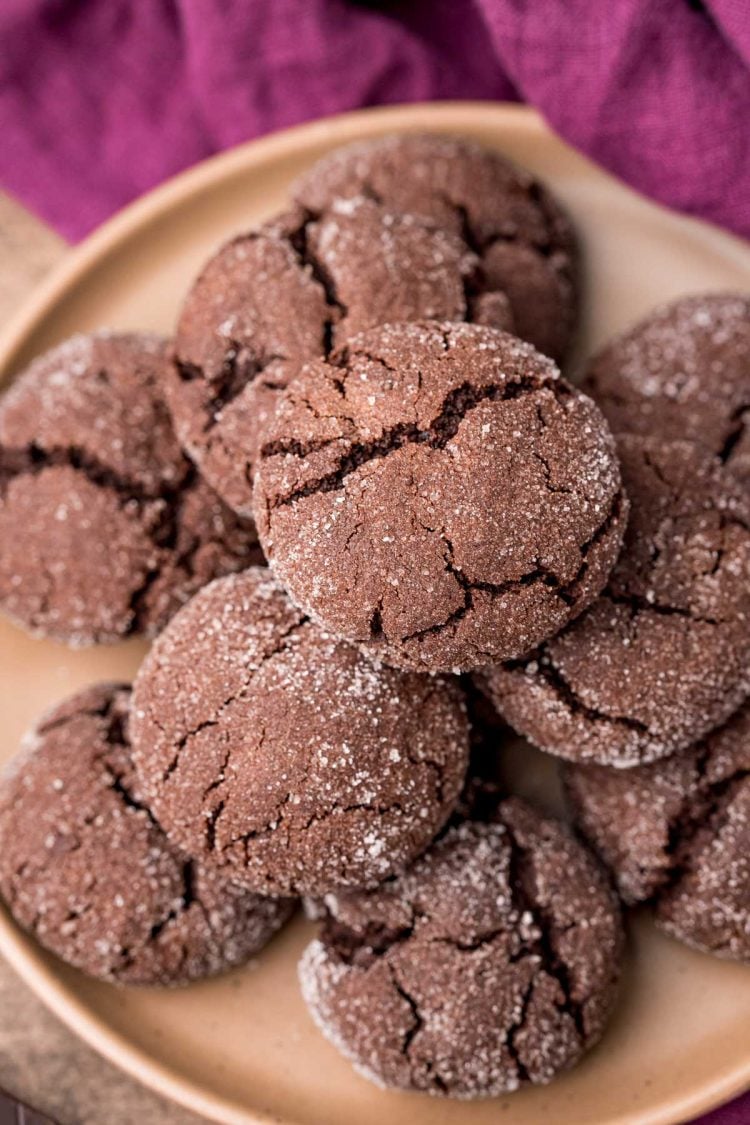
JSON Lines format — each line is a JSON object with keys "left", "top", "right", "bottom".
{"left": 293, "top": 131, "right": 578, "bottom": 362}
{"left": 167, "top": 196, "right": 515, "bottom": 515}
{"left": 479, "top": 435, "right": 750, "bottom": 767}
{"left": 130, "top": 567, "right": 470, "bottom": 897}
{"left": 254, "top": 321, "right": 626, "bottom": 674}
{"left": 0, "top": 332, "right": 262, "bottom": 646}
{"left": 0, "top": 683, "right": 293, "bottom": 985}
{"left": 563, "top": 700, "right": 750, "bottom": 962}
{"left": 584, "top": 293, "right": 750, "bottom": 485}
{"left": 299, "top": 804, "right": 623, "bottom": 1097}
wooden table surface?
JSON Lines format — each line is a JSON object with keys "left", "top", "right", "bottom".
{"left": 0, "top": 191, "right": 206, "bottom": 1125}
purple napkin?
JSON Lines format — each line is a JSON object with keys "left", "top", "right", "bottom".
{"left": 0, "top": 0, "right": 748, "bottom": 242}
{"left": 0, "top": 3, "right": 747, "bottom": 1122}
{"left": 697, "top": 1098, "right": 750, "bottom": 1125}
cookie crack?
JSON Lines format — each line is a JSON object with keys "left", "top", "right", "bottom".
{"left": 603, "top": 590, "right": 719, "bottom": 627}
{"left": 201, "top": 745, "right": 232, "bottom": 801}
{"left": 717, "top": 402, "right": 750, "bottom": 464}
{"left": 0, "top": 440, "right": 216, "bottom": 635}
{"left": 509, "top": 649, "right": 651, "bottom": 736}
{"left": 400, "top": 563, "right": 562, "bottom": 647}
{"left": 403, "top": 746, "right": 447, "bottom": 804}
{"left": 80, "top": 698, "right": 209, "bottom": 959}
{"left": 387, "top": 961, "right": 424, "bottom": 1059}
{"left": 224, "top": 798, "right": 405, "bottom": 852}
{"left": 439, "top": 193, "right": 559, "bottom": 261}
{"left": 89, "top": 692, "right": 163, "bottom": 832}
{"left": 400, "top": 488, "right": 625, "bottom": 646}
{"left": 503, "top": 821, "right": 586, "bottom": 1044}
{"left": 159, "top": 617, "right": 308, "bottom": 783}
{"left": 147, "top": 859, "right": 197, "bottom": 943}
{"left": 505, "top": 976, "right": 534, "bottom": 1084}
{"left": 116, "top": 860, "right": 200, "bottom": 978}
{"left": 35, "top": 689, "right": 129, "bottom": 739}
{"left": 642, "top": 447, "right": 677, "bottom": 497}
{"left": 173, "top": 209, "right": 347, "bottom": 425}
{"left": 206, "top": 800, "right": 225, "bottom": 851}
{"left": 322, "top": 913, "right": 419, "bottom": 966}
{"left": 125, "top": 463, "right": 219, "bottom": 633}
{"left": 559, "top": 488, "right": 627, "bottom": 606}
{"left": 287, "top": 211, "right": 347, "bottom": 355}
{"left": 264, "top": 375, "right": 560, "bottom": 508}
{"left": 429, "top": 927, "right": 509, "bottom": 953}
{"left": 259, "top": 435, "right": 343, "bottom": 460}
{"left": 659, "top": 761, "right": 750, "bottom": 896}
{"left": 0, "top": 442, "right": 168, "bottom": 505}
{"left": 175, "top": 345, "right": 286, "bottom": 433}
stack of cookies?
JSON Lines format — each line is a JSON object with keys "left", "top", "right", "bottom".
{"left": 0, "top": 133, "right": 748, "bottom": 1101}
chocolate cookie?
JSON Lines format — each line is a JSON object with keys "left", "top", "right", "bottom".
{"left": 0, "top": 332, "right": 262, "bottom": 646}
{"left": 166, "top": 196, "right": 515, "bottom": 515}
{"left": 293, "top": 132, "right": 578, "bottom": 362}
{"left": 130, "top": 567, "right": 469, "bottom": 897}
{"left": 563, "top": 700, "right": 750, "bottom": 962}
{"left": 299, "top": 804, "right": 623, "bottom": 1097}
{"left": 0, "top": 684, "right": 293, "bottom": 985}
{"left": 254, "top": 321, "right": 626, "bottom": 674}
{"left": 479, "top": 435, "right": 750, "bottom": 767}
{"left": 584, "top": 293, "right": 750, "bottom": 485}
{"left": 302, "top": 684, "right": 508, "bottom": 925}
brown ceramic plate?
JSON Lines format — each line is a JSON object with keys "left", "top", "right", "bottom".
{"left": 0, "top": 104, "right": 749, "bottom": 1125}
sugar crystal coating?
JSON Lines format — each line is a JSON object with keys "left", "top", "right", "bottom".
{"left": 0, "top": 332, "right": 262, "bottom": 646}
{"left": 0, "top": 683, "right": 293, "bottom": 985}
{"left": 130, "top": 568, "right": 470, "bottom": 896}
{"left": 300, "top": 807, "right": 623, "bottom": 1097}
{"left": 293, "top": 131, "right": 578, "bottom": 362}
{"left": 480, "top": 435, "right": 750, "bottom": 766}
{"left": 584, "top": 293, "right": 750, "bottom": 485}
{"left": 166, "top": 196, "right": 514, "bottom": 514}
{"left": 564, "top": 700, "right": 750, "bottom": 962}
{"left": 254, "top": 320, "right": 626, "bottom": 674}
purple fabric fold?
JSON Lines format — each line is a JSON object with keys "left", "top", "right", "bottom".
{"left": 0, "top": 1, "right": 748, "bottom": 242}
{"left": 0, "top": 4, "right": 746, "bottom": 1116}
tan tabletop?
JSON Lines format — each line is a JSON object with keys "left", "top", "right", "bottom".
{"left": 0, "top": 190, "right": 205, "bottom": 1125}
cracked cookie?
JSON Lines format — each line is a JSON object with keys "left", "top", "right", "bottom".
{"left": 479, "top": 435, "right": 750, "bottom": 767}
{"left": 299, "top": 804, "right": 623, "bottom": 1097}
{"left": 584, "top": 293, "right": 750, "bottom": 486}
{"left": 0, "top": 332, "right": 262, "bottom": 646}
{"left": 0, "top": 683, "right": 293, "bottom": 986}
{"left": 563, "top": 699, "right": 750, "bottom": 962}
{"left": 165, "top": 194, "right": 515, "bottom": 515}
{"left": 302, "top": 683, "right": 509, "bottom": 922}
{"left": 292, "top": 131, "right": 578, "bottom": 363}
{"left": 130, "top": 567, "right": 470, "bottom": 897}
{"left": 254, "top": 321, "right": 626, "bottom": 674}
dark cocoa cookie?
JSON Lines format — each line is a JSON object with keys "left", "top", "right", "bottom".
{"left": 254, "top": 321, "right": 626, "bottom": 674}
{"left": 0, "top": 332, "right": 262, "bottom": 646}
{"left": 166, "top": 196, "right": 515, "bottom": 516}
{"left": 584, "top": 293, "right": 750, "bottom": 485}
{"left": 479, "top": 435, "right": 750, "bottom": 767}
{"left": 301, "top": 684, "right": 509, "bottom": 922}
{"left": 293, "top": 132, "right": 578, "bottom": 362}
{"left": 130, "top": 567, "right": 470, "bottom": 897}
{"left": 563, "top": 700, "right": 750, "bottom": 962}
{"left": 299, "top": 804, "right": 623, "bottom": 1097}
{"left": 0, "top": 684, "right": 293, "bottom": 986}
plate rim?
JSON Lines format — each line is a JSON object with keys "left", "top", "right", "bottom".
{"left": 1, "top": 100, "right": 749, "bottom": 1125}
